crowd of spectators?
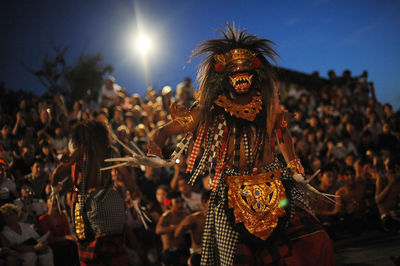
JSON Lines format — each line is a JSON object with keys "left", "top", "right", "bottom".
{"left": 0, "top": 69, "right": 399, "bottom": 265}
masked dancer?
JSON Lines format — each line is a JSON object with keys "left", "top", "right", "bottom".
{"left": 148, "top": 24, "right": 335, "bottom": 266}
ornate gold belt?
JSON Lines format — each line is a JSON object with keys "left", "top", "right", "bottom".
{"left": 225, "top": 170, "right": 286, "bottom": 240}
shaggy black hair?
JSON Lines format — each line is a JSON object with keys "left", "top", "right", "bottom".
{"left": 191, "top": 23, "right": 279, "bottom": 135}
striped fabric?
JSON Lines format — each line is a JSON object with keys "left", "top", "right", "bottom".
{"left": 189, "top": 120, "right": 217, "bottom": 185}
{"left": 242, "top": 131, "right": 252, "bottom": 166}
{"left": 210, "top": 125, "right": 229, "bottom": 191}
{"left": 209, "top": 117, "right": 226, "bottom": 176}
{"left": 186, "top": 125, "right": 206, "bottom": 173}
{"left": 233, "top": 126, "right": 241, "bottom": 169}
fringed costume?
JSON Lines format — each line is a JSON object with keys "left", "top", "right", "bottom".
{"left": 149, "top": 24, "right": 334, "bottom": 265}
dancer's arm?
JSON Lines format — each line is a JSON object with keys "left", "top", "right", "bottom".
{"left": 50, "top": 151, "right": 79, "bottom": 186}
{"left": 148, "top": 103, "right": 199, "bottom": 156}
{"left": 274, "top": 101, "right": 305, "bottom": 176}
{"left": 277, "top": 120, "right": 297, "bottom": 163}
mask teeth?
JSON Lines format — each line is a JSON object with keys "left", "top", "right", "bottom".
{"left": 234, "top": 76, "right": 252, "bottom": 87}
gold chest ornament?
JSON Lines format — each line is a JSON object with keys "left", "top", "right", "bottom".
{"left": 225, "top": 169, "right": 286, "bottom": 240}
{"left": 214, "top": 92, "right": 263, "bottom": 122}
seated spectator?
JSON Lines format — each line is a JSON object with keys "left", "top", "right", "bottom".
{"left": 10, "top": 145, "right": 34, "bottom": 181}
{"left": 175, "top": 77, "right": 194, "bottom": 109}
{"left": 170, "top": 155, "right": 186, "bottom": 189}
{"left": 98, "top": 76, "right": 120, "bottom": 108}
{"left": 50, "top": 127, "right": 68, "bottom": 157}
{"left": 160, "top": 86, "right": 174, "bottom": 114}
{"left": 156, "top": 191, "right": 189, "bottom": 266}
{"left": 326, "top": 138, "right": 346, "bottom": 162}
{"left": 134, "top": 124, "right": 149, "bottom": 144}
{"left": 375, "top": 157, "right": 400, "bottom": 232}
{"left": 37, "top": 108, "right": 58, "bottom": 139}
{"left": 0, "top": 211, "right": 21, "bottom": 266}
{"left": 130, "top": 93, "right": 142, "bottom": 107}
{"left": 382, "top": 103, "right": 393, "bottom": 121}
{"left": 68, "top": 100, "right": 82, "bottom": 122}
{"left": 109, "top": 106, "right": 124, "bottom": 132}
{"left": 377, "top": 123, "right": 399, "bottom": 155}
{"left": 0, "top": 203, "right": 54, "bottom": 266}
{"left": 0, "top": 143, "right": 12, "bottom": 169}
{"left": 20, "top": 159, "right": 48, "bottom": 199}
{"left": 0, "top": 160, "right": 17, "bottom": 205}
{"left": 177, "top": 178, "right": 203, "bottom": 213}
{"left": 344, "top": 153, "right": 356, "bottom": 170}
{"left": 362, "top": 111, "right": 382, "bottom": 140}
{"left": 317, "top": 170, "right": 337, "bottom": 195}
{"left": 14, "top": 183, "right": 47, "bottom": 228}
{"left": 287, "top": 83, "right": 308, "bottom": 100}
{"left": 175, "top": 191, "right": 210, "bottom": 266}
{"left": 320, "top": 167, "right": 368, "bottom": 237}
{"left": 0, "top": 124, "right": 12, "bottom": 152}
{"left": 11, "top": 111, "right": 28, "bottom": 139}
{"left": 81, "top": 109, "right": 93, "bottom": 121}
{"left": 36, "top": 141, "right": 57, "bottom": 177}
{"left": 38, "top": 198, "right": 78, "bottom": 266}
{"left": 95, "top": 108, "right": 109, "bottom": 124}
{"left": 149, "top": 185, "right": 170, "bottom": 223}
{"left": 336, "top": 134, "right": 358, "bottom": 157}
{"left": 124, "top": 112, "right": 137, "bottom": 140}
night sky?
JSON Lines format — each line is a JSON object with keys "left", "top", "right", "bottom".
{"left": 1, "top": 0, "right": 400, "bottom": 109}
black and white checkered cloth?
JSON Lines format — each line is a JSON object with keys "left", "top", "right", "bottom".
{"left": 201, "top": 181, "right": 239, "bottom": 266}
{"left": 170, "top": 132, "right": 192, "bottom": 161}
{"left": 86, "top": 187, "right": 126, "bottom": 236}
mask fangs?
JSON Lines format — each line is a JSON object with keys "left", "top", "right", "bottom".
{"left": 229, "top": 73, "right": 253, "bottom": 94}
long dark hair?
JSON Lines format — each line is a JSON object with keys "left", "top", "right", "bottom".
{"left": 191, "top": 23, "right": 279, "bottom": 134}
{"left": 71, "top": 120, "right": 112, "bottom": 183}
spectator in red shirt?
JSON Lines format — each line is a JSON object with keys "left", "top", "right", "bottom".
{"left": 38, "top": 198, "right": 78, "bottom": 266}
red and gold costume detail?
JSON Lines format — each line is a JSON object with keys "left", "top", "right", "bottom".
{"left": 226, "top": 170, "right": 286, "bottom": 240}
{"left": 287, "top": 158, "right": 306, "bottom": 176}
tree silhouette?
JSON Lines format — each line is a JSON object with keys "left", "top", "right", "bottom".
{"left": 67, "top": 52, "right": 114, "bottom": 103}
{"left": 23, "top": 43, "right": 114, "bottom": 104}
